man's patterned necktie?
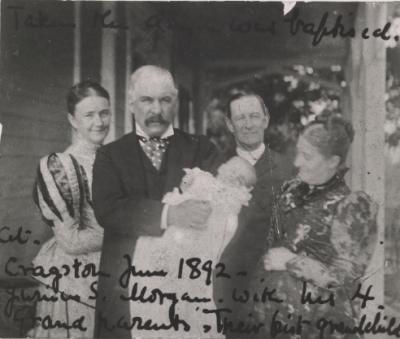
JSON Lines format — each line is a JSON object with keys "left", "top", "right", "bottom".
{"left": 137, "top": 135, "right": 171, "bottom": 170}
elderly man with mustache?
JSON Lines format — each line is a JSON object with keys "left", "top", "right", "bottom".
{"left": 92, "top": 65, "right": 218, "bottom": 338}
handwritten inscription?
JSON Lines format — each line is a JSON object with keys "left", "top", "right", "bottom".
{"left": 285, "top": 8, "right": 392, "bottom": 46}
{"left": 5, "top": 257, "right": 109, "bottom": 292}
{"left": 119, "top": 254, "right": 167, "bottom": 289}
{"left": 204, "top": 308, "right": 264, "bottom": 335}
{"left": 300, "top": 281, "right": 335, "bottom": 307}
{"left": 97, "top": 310, "right": 190, "bottom": 333}
{"left": 316, "top": 312, "right": 400, "bottom": 338}
{"left": 92, "top": 9, "right": 128, "bottom": 30}
{"left": 0, "top": 226, "right": 32, "bottom": 245}
{"left": 0, "top": 223, "right": 392, "bottom": 336}
{"left": 7, "top": 6, "right": 75, "bottom": 30}
{"left": 27, "top": 315, "right": 86, "bottom": 333}
{"left": 6, "top": 6, "right": 400, "bottom": 47}
{"left": 2, "top": 254, "right": 396, "bottom": 337}
{"left": 5, "top": 286, "right": 81, "bottom": 318}
{"left": 232, "top": 285, "right": 283, "bottom": 304}
{"left": 271, "top": 310, "right": 311, "bottom": 337}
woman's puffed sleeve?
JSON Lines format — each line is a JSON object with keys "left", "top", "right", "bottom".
{"left": 34, "top": 153, "right": 103, "bottom": 255}
{"left": 286, "top": 192, "right": 378, "bottom": 288}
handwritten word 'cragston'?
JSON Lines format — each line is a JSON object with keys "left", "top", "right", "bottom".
{"left": 4, "top": 257, "right": 109, "bottom": 292}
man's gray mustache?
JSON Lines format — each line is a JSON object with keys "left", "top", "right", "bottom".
{"left": 145, "top": 116, "right": 168, "bottom": 126}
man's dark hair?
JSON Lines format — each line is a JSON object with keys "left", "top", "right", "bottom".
{"left": 226, "top": 92, "right": 269, "bottom": 119}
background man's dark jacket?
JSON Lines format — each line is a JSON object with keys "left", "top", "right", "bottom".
{"left": 212, "top": 146, "right": 294, "bottom": 338}
{"left": 92, "top": 129, "right": 217, "bottom": 338}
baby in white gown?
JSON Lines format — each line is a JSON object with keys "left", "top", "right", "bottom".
{"left": 129, "top": 156, "right": 256, "bottom": 339}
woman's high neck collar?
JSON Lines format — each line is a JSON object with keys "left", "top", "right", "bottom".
{"left": 306, "top": 167, "right": 348, "bottom": 190}
{"left": 280, "top": 167, "right": 349, "bottom": 212}
{"left": 69, "top": 137, "right": 101, "bottom": 158}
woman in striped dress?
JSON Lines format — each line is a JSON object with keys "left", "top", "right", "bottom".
{"left": 30, "top": 81, "right": 111, "bottom": 338}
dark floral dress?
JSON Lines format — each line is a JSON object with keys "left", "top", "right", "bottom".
{"left": 248, "top": 171, "right": 378, "bottom": 339}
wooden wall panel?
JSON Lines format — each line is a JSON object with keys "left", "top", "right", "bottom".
{"left": 0, "top": 0, "right": 75, "bottom": 277}
{"left": 114, "top": 2, "right": 127, "bottom": 139}
{"left": 80, "top": 1, "right": 102, "bottom": 82}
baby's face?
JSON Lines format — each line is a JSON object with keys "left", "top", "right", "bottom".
{"left": 217, "top": 162, "right": 242, "bottom": 184}
{"left": 217, "top": 157, "right": 256, "bottom": 187}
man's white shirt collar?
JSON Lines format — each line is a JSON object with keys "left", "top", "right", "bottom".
{"left": 135, "top": 122, "right": 174, "bottom": 140}
{"left": 236, "top": 143, "right": 265, "bottom": 166}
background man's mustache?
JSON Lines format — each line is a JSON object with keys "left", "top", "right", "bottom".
{"left": 145, "top": 115, "right": 169, "bottom": 126}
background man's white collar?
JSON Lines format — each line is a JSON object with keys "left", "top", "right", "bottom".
{"left": 236, "top": 143, "right": 266, "bottom": 166}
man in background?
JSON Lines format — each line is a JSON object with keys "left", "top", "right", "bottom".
{"left": 213, "top": 93, "right": 293, "bottom": 337}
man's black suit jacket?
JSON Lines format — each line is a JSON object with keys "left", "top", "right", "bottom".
{"left": 92, "top": 129, "right": 217, "bottom": 338}
{"left": 212, "top": 146, "right": 294, "bottom": 337}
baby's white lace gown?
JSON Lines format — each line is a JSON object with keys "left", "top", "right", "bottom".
{"left": 129, "top": 168, "right": 252, "bottom": 339}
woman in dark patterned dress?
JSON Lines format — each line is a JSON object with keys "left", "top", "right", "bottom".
{"left": 29, "top": 81, "right": 111, "bottom": 338}
{"left": 248, "top": 115, "right": 378, "bottom": 339}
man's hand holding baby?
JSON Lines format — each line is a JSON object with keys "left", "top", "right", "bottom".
{"left": 167, "top": 199, "right": 212, "bottom": 229}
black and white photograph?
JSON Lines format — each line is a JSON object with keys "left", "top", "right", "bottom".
{"left": 0, "top": 1, "right": 397, "bottom": 338}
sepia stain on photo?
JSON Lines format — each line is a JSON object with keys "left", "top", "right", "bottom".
{"left": 0, "top": 1, "right": 398, "bottom": 338}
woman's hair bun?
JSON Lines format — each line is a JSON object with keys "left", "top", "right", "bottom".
{"left": 329, "top": 114, "right": 354, "bottom": 143}
{"left": 314, "top": 112, "right": 354, "bottom": 143}
{"left": 304, "top": 112, "right": 354, "bottom": 165}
